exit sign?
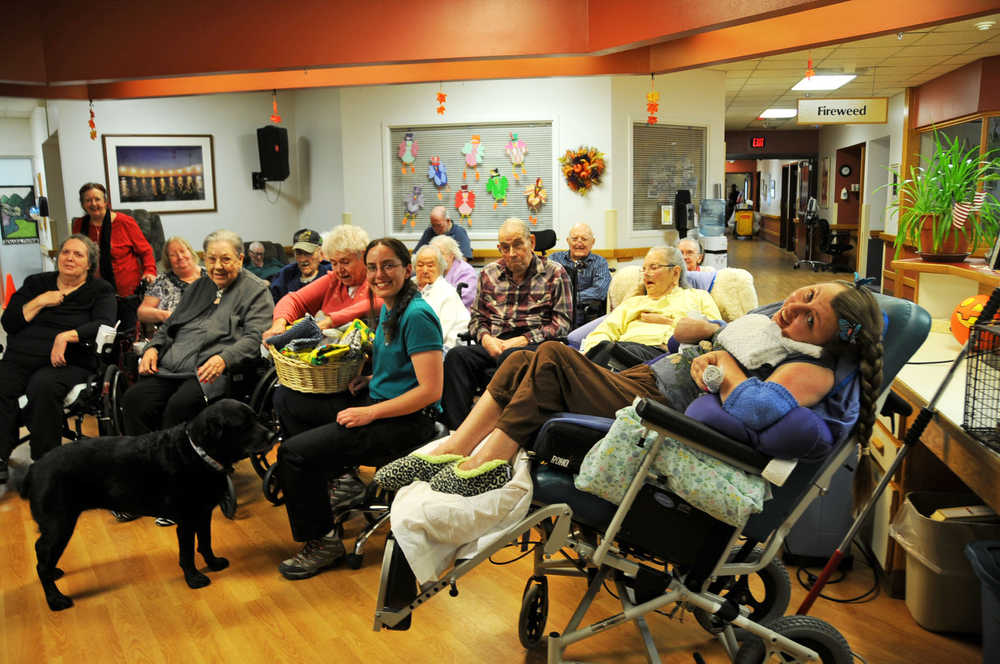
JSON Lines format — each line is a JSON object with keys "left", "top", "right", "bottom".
{"left": 750, "top": 136, "right": 766, "bottom": 149}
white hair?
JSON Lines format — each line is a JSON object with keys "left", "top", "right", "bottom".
{"left": 416, "top": 244, "right": 448, "bottom": 274}
{"left": 323, "top": 225, "right": 369, "bottom": 257}
{"left": 429, "top": 234, "right": 462, "bottom": 261}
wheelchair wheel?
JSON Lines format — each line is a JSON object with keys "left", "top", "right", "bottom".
{"left": 693, "top": 546, "right": 791, "bottom": 636}
{"left": 733, "top": 615, "right": 852, "bottom": 664}
{"left": 263, "top": 463, "right": 284, "bottom": 506}
{"left": 517, "top": 576, "right": 549, "bottom": 649}
{"left": 249, "top": 367, "right": 280, "bottom": 479}
{"left": 101, "top": 365, "right": 128, "bottom": 436}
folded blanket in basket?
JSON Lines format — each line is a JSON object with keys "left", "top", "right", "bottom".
{"left": 575, "top": 404, "right": 767, "bottom": 527}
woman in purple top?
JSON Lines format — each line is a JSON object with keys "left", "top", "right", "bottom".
{"left": 429, "top": 235, "right": 477, "bottom": 310}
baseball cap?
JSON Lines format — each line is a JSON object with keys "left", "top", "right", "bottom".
{"left": 292, "top": 229, "right": 322, "bottom": 253}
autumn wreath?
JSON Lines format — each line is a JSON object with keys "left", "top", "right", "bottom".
{"left": 559, "top": 146, "right": 606, "bottom": 194}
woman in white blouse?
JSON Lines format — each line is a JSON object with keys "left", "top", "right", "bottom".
{"left": 413, "top": 244, "right": 470, "bottom": 351}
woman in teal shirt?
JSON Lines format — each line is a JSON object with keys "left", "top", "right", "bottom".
{"left": 275, "top": 237, "right": 443, "bottom": 580}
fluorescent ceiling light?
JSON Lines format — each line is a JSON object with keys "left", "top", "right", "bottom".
{"left": 759, "top": 108, "right": 797, "bottom": 119}
{"left": 792, "top": 74, "right": 856, "bottom": 91}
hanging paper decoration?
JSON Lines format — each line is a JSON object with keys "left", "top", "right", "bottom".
{"left": 436, "top": 90, "right": 447, "bottom": 115}
{"left": 88, "top": 100, "right": 96, "bottom": 141}
{"left": 398, "top": 132, "right": 418, "bottom": 174}
{"left": 427, "top": 156, "right": 449, "bottom": 200}
{"left": 804, "top": 57, "right": 815, "bottom": 80}
{"left": 646, "top": 77, "right": 659, "bottom": 126}
{"left": 270, "top": 90, "right": 282, "bottom": 123}
{"left": 461, "top": 134, "right": 484, "bottom": 180}
{"left": 505, "top": 132, "right": 527, "bottom": 180}
{"left": 524, "top": 177, "right": 547, "bottom": 225}
{"left": 559, "top": 146, "right": 606, "bottom": 195}
{"left": 485, "top": 168, "right": 509, "bottom": 210}
{"left": 455, "top": 184, "right": 476, "bottom": 225}
{"left": 402, "top": 185, "right": 424, "bottom": 227}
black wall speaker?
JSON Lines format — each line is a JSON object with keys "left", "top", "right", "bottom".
{"left": 256, "top": 125, "right": 289, "bottom": 181}
{"left": 38, "top": 196, "right": 49, "bottom": 217}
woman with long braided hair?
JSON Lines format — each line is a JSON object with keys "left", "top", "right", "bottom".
{"left": 274, "top": 237, "right": 444, "bottom": 580}
{"left": 375, "top": 279, "right": 882, "bottom": 497}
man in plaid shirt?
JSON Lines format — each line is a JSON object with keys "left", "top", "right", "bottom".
{"left": 441, "top": 218, "right": 572, "bottom": 429}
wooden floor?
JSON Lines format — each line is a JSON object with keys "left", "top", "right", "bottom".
{"left": 0, "top": 239, "right": 982, "bottom": 664}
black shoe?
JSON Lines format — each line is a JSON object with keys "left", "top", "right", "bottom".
{"left": 111, "top": 511, "right": 139, "bottom": 522}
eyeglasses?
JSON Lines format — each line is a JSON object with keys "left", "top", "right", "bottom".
{"left": 205, "top": 255, "right": 238, "bottom": 267}
{"left": 641, "top": 263, "right": 674, "bottom": 273}
{"left": 498, "top": 240, "right": 527, "bottom": 254}
{"left": 366, "top": 262, "right": 403, "bottom": 273}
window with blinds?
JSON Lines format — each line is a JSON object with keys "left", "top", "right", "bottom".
{"left": 389, "top": 122, "right": 553, "bottom": 237}
{"left": 631, "top": 123, "right": 706, "bottom": 232}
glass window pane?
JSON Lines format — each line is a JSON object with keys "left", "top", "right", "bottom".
{"left": 632, "top": 124, "right": 706, "bottom": 232}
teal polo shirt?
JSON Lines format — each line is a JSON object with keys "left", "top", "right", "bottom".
{"left": 369, "top": 294, "right": 443, "bottom": 405}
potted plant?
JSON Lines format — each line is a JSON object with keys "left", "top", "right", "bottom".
{"left": 889, "top": 131, "right": 1000, "bottom": 262}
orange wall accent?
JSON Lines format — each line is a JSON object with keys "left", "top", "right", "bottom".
{"left": 35, "top": 0, "right": 589, "bottom": 84}
{"left": 914, "top": 56, "right": 1000, "bottom": 127}
{"left": 647, "top": 0, "right": 997, "bottom": 74}
{"left": 586, "top": 0, "right": 839, "bottom": 51}
{"left": 2, "top": 0, "right": 994, "bottom": 99}
{"left": 726, "top": 160, "right": 756, "bottom": 172}
{"left": 80, "top": 50, "right": 652, "bottom": 100}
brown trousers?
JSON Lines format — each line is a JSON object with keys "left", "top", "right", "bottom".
{"left": 487, "top": 341, "right": 668, "bottom": 446}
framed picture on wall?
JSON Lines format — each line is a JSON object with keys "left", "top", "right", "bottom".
{"left": 102, "top": 134, "right": 217, "bottom": 214}
{"left": 819, "top": 157, "right": 830, "bottom": 208}
{"left": 0, "top": 185, "right": 39, "bottom": 244}
{"left": 889, "top": 163, "right": 900, "bottom": 202}
{"left": 769, "top": 178, "right": 776, "bottom": 201}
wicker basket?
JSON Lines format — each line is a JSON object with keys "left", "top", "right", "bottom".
{"left": 268, "top": 344, "right": 363, "bottom": 394}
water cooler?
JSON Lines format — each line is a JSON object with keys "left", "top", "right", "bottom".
{"left": 699, "top": 198, "right": 728, "bottom": 270}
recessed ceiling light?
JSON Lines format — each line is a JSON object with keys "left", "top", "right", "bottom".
{"left": 975, "top": 20, "right": 996, "bottom": 31}
{"left": 792, "top": 74, "right": 857, "bottom": 91}
{"left": 759, "top": 108, "right": 797, "bottom": 119}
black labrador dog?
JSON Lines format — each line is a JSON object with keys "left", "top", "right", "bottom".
{"left": 20, "top": 398, "right": 275, "bottom": 611}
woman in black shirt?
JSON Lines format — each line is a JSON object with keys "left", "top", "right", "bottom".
{"left": 0, "top": 234, "right": 116, "bottom": 479}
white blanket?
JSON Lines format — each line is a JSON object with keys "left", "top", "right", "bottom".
{"left": 389, "top": 437, "right": 533, "bottom": 585}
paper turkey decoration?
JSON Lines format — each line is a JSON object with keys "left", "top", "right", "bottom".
{"left": 454, "top": 184, "right": 476, "bottom": 225}
{"left": 427, "top": 156, "right": 449, "bottom": 200}
{"left": 525, "top": 177, "right": 547, "bottom": 224}
{"left": 486, "top": 168, "right": 509, "bottom": 209}
{"left": 398, "top": 132, "right": 418, "bottom": 174}
{"left": 402, "top": 185, "right": 424, "bottom": 227}
{"left": 505, "top": 132, "right": 527, "bottom": 179}
{"left": 462, "top": 135, "right": 484, "bottom": 180}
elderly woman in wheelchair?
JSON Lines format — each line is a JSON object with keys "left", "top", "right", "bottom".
{"left": 121, "top": 229, "right": 273, "bottom": 436}
{"left": 580, "top": 245, "right": 721, "bottom": 370}
{"left": 0, "top": 234, "right": 116, "bottom": 482}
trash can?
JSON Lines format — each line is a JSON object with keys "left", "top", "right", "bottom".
{"left": 889, "top": 492, "right": 1000, "bottom": 633}
{"left": 966, "top": 541, "right": 1000, "bottom": 661}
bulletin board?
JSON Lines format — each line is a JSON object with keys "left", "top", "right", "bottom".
{"left": 389, "top": 121, "right": 553, "bottom": 237}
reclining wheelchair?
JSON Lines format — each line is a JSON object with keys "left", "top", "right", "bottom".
{"left": 372, "top": 292, "right": 930, "bottom": 664}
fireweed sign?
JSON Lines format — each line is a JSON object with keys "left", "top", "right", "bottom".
{"left": 797, "top": 98, "right": 888, "bottom": 125}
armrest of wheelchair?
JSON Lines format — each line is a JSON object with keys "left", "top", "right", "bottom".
{"left": 457, "top": 331, "right": 475, "bottom": 344}
{"left": 634, "top": 398, "right": 772, "bottom": 473}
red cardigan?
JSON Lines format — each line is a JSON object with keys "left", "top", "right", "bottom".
{"left": 273, "top": 272, "right": 381, "bottom": 327}
{"left": 72, "top": 212, "right": 157, "bottom": 297}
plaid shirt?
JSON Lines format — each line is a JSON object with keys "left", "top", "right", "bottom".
{"left": 471, "top": 255, "right": 573, "bottom": 344}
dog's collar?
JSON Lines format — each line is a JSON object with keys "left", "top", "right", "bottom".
{"left": 187, "top": 429, "right": 231, "bottom": 474}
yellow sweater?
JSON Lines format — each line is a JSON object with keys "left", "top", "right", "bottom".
{"left": 581, "top": 287, "right": 721, "bottom": 353}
